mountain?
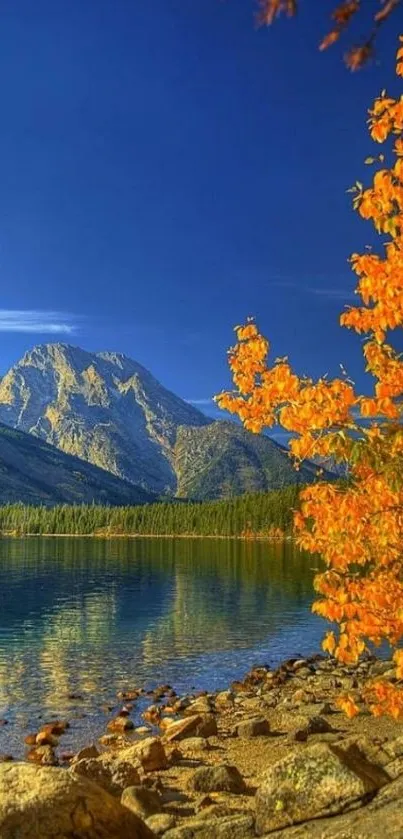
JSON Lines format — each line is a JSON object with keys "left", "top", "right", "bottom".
{"left": 0, "top": 343, "right": 320, "bottom": 500}
{"left": 174, "top": 422, "right": 318, "bottom": 499}
{"left": 0, "top": 422, "right": 154, "bottom": 506}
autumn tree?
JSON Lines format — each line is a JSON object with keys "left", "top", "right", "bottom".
{"left": 257, "top": 0, "right": 401, "bottom": 70}
{"left": 217, "top": 38, "right": 403, "bottom": 718}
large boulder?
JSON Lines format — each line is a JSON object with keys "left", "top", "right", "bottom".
{"left": 255, "top": 742, "right": 391, "bottom": 834}
{"left": 0, "top": 762, "right": 155, "bottom": 838}
{"left": 69, "top": 753, "right": 141, "bottom": 795}
{"left": 264, "top": 773, "right": 403, "bottom": 838}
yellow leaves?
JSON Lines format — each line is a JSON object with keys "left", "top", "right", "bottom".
{"left": 360, "top": 398, "right": 378, "bottom": 418}
{"left": 235, "top": 323, "right": 259, "bottom": 341}
{"left": 322, "top": 631, "right": 336, "bottom": 655}
{"left": 397, "top": 42, "right": 403, "bottom": 77}
{"left": 319, "top": 30, "right": 340, "bottom": 51}
{"left": 393, "top": 650, "right": 403, "bottom": 679}
{"left": 217, "top": 36, "right": 403, "bottom": 722}
{"left": 337, "top": 695, "right": 360, "bottom": 718}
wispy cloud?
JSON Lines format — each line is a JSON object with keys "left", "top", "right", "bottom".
{"left": 186, "top": 398, "right": 214, "bottom": 406}
{"left": 0, "top": 310, "right": 78, "bottom": 334}
{"left": 270, "top": 278, "right": 356, "bottom": 302}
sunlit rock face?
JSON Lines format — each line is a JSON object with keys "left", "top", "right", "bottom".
{"left": 0, "top": 343, "right": 319, "bottom": 498}
{"left": 0, "top": 343, "right": 209, "bottom": 495}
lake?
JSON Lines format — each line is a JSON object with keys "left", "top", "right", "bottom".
{"left": 0, "top": 537, "right": 325, "bottom": 757}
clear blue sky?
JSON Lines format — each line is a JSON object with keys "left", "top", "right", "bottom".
{"left": 0, "top": 0, "right": 401, "bottom": 418}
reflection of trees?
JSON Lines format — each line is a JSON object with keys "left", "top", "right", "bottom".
{"left": 140, "top": 540, "right": 321, "bottom": 663}
{"left": 0, "top": 537, "right": 323, "bottom": 719}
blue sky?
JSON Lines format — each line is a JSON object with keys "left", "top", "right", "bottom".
{"left": 0, "top": 0, "right": 401, "bottom": 421}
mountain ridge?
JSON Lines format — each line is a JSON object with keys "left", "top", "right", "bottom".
{"left": 0, "top": 421, "right": 154, "bottom": 506}
{"left": 0, "top": 343, "right": 320, "bottom": 500}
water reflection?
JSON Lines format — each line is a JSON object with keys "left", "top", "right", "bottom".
{"left": 0, "top": 537, "right": 324, "bottom": 754}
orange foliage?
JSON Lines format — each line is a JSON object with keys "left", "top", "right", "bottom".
{"left": 258, "top": 0, "right": 401, "bottom": 69}
{"left": 217, "top": 39, "right": 403, "bottom": 718}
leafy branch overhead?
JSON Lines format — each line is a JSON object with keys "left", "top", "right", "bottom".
{"left": 217, "top": 38, "right": 403, "bottom": 719}
{"left": 257, "top": 0, "right": 401, "bottom": 69}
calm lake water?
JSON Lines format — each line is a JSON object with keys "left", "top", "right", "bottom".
{"left": 0, "top": 537, "right": 325, "bottom": 756}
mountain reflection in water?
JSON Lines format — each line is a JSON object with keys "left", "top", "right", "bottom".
{"left": 0, "top": 537, "right": 325, "bottom": 755}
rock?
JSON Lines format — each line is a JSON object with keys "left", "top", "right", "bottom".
{"left": 194, "top": 804, "right": 248, "bottom": 820}
{"left": 189, "top": 764, "right": 246, "bottom": 794}
{"left": 121, "top": 785, "right": 162, "bottom": 818}
{"left": 24, "top": 733, "right": 37, "bottom": 746}
{"left": 143, "top": 705, "right": 162, "bottom": 724}
{"left": 195, "top": 715, "right": 218, "bottom": 738}
{"left": 215, "top": 691, "right": 234, "bottom": 707}
{"left": 70, "top": 754, "right": 141, "bottom": 796}
{"left": 183, "top": 699, "right": 214, "bottom": 717}
{"left": 35, "top": 732, "right": 59, "bottom": 747}
{"left": 292, "top": 714, "right": 334, "bottom": 741}
{"left": 235, "top": 717, "right": 271, "bottom": 738}
{"left": 117, "top": 689, "right": 142, "bottom": 701}
{"left": 163, "top": 813, "right": 255, "bottom": 838}
{"left": 0, "top": 762, "right": 156, "bottom": 838}
{"left": 255, "top": 741, "right": 391, "bottom": 835}
{"left": 119, "top": 737, "right": 168, "bottom": 772}
{"left": 107, "top": 715, "right": 134, "bottom": 732}
{"left": 27, "top": 746, "right": 57, "bottom": 766}
{"left": 146, "top": 813, "right": 177, "bottom": 835}
{"left": 39, "top": 721, "right": 69, "bottom": 736}
{"left": 265, "top": 773, "right": 403, "bottom": 838}
{"left": 180, "top": 737, "right": 210, "bottom": 752}
{"left": 99, "top": 733, "right": 119, "bottom": 746}
{"left": 72, "top": 744, "right": 99, "bottom": 761}
{"left": 164, "top": 714, "right": 213, "bottom": 743}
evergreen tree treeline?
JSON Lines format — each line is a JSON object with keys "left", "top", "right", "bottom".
{"left": 0, "top": 486, "right": 301, "bottom": 537}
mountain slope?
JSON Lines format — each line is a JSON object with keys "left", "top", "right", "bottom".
{"left": 0, "top": 423, "right": 154, "bottom": 506}
{"left": 0, "top": 343, "right": 209, "bottom": 494}
{"left": 0, "top": 343, "right": 321, "bottom": 500}
{"left": 174, "top": 422, "right": 319, "bottom": 500}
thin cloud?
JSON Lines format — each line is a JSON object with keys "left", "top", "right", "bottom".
{"left": 270, "top": 278, "right": 356, "bottom": 302}
{"left": 0, "top": 310, "right": 78, "bottom": 334}
{"left": 308, "top": 287, "right": 356, "bottom": 301}
{"left": 186, "top": 398, "right": 214, "bottom": 405}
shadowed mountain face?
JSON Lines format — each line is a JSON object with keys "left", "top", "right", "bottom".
{"left": 0, "top": 343, "right": 318, "bottom": 499}
{"left": 0, "top": 423, "right": 154, "bottom": 506}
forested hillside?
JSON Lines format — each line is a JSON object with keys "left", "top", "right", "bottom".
{"left": 0, "top": 485, "right": 301, "bottom": 537}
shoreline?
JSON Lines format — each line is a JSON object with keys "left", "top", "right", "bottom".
{"left": 0, "top": 531, "right": 292, "bottom": 541}
{"left": 2, "top": 651, "right": 402, "bottom": 837}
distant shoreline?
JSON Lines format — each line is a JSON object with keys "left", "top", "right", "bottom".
{"left": 0, "top": 531, "right": 292, "bottom": 541}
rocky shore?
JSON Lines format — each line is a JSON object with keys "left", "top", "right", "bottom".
{"left": 1, "top": 653, "right": 402, "bottom": 838}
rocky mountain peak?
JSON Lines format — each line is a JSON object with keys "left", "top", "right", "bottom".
{"left": 0, "top": 342, "right": 319, "bottom": 499}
